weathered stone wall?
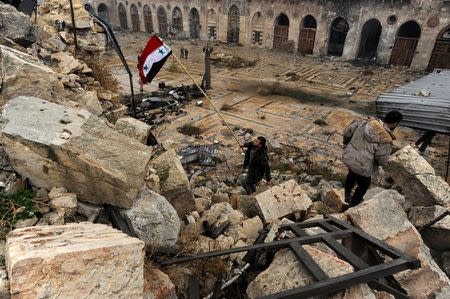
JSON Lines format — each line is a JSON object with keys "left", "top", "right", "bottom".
{"left": 86, "top": 0, "right": 450, "bottom": 69}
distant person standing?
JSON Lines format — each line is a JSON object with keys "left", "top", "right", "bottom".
{"left": 241, "top": 136, "right": 272, "bottom": 195}
{"left": 180, "top": 47, "right": 185, "bottom": 59}
{"left": 184, "top": 48, "right": 189, "bottom": 59}
{"left": 342, "top": 111, "right": 403, "bottom": 208}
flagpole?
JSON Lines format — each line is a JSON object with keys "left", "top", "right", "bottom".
{"left": 171, "top": 54, "right": 243, "bottom": 151}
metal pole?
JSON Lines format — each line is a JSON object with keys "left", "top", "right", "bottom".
{"left": 88, "top": 12, "right": 136, "bottom": 117}
{"left": 172, "top": 54, "right": 242, "bottom": 151}
{"left": 68, "top": 0, "right": 78, "bottom": 50}
{"left": 446, "top": 136, "right": 450, "bottom": 182}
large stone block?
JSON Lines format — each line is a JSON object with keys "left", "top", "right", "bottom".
{"left": 384, "top": 145, "right": 450, "bottom": 207}
{"left": 0, "top": 97, "right": 152, "bottom": 208}
{"left": 115, "top": 117, "right": 152, "bottom": 144}
{"left": 346, "top": 196, "right": 450, "bottom": 298}
{"left": 144, "top": 264, "right": 177, "bottom": 299}
{"left": 123, "top": 187, "right": 181, "bottom": 253}
{"left": 151, "top": 149, "right": 195, "bottom": 216}
{"left": 6, "top": 223, "right": 145, "bottom": 298}
{"left": 0, "top": 46, "right": 65, "bottom": 106}
{"left": 0, "top": 4, "right": 37, "bottom": 47}
{"left": 255, "top": 180, "right": 312, "bottom": 223}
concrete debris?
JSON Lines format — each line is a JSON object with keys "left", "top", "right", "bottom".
{"left": 255, "top": 180, "right": 312, "bottom": 223}
{"left": 409, "top": 205, "right": 448, "bottom": 228}
{"left": 346, "top": 196, "right": 450, "bottom": 298}
{"left": 145, "top": 167, "right": 161, "bottom": 193}
{"left": 0, "top": 4, "right": 37, "bottom": 47}
{"left": 0, "top": 46, "right": 65, "bottom": 106}
{"left": 122, "top": 187, "right": 180, "bottom": 253}
{"left": 0, "top": 97, "right": 152, "bottom": 208}
{"left": 364, "top": 188, "right": 410, "bottom": 212}
{"left": 384, "top": 145, "right": 450, "bottom": 207}
{"left": 224, "top": 216, "right": 263, "bottom": 244}
{"left": 114, "top": 117, "right": 152, "bottom": 144}
{"left": 410, "top": 208, "right": 450, "bottom": 251}
{"left": 144, "top": 264, "right": 177, "bottom": 299}
{"left": 5, "top": 223, "right": 144, "bottom": 298}
{"left": 151, "top": 149, "right": 195, "bottom": 217}
{"left": 45, "top": 34, "right": 66, "bottom": 52}
{"left": 51, "top": 51, "right": 85, "bottom": 75}
{"left": 49, "top": 186, "right": 77, "bottom": 211}
{"left": 0, "top": 267, "right": 9, "bottom": 299}
{"left": 39, "top": 210, "right": 65, "bottom": 225}
{"left": 178, "top": 144, "right": 222, "bottom": 166}
{"left": 321, "top": 188, "right": 346, "bottom": 211}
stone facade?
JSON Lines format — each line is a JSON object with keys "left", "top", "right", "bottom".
{"left": 84, "top": 0, "right": 450, "bottom": 69}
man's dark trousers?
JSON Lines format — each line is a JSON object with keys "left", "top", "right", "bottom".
{"left": 344, "top": 170, "right": 371, "bottom": 207}
{"left": 243, "top": 175, "right": 258, "bottom": 195}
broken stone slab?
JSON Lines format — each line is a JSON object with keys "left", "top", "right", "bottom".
{"left": 144, "top": 264, "right": 177, "bottom": 299}
{"left": 346, "top": 196, "right": 450, "bottom": 297}
{"left": 384, "top": 145, "right": 450, "bottom": 207}
{"left": 0, "top": 267, "right": 9, "bottom": 299}
{"left": 51, "top": 51, "right": 84, "bottom": 75}
{"left": 6, "top": 223, "right": 144, "bottom": 298}
{"left": 409, "top": 205, "right": 448, "bottom": 228}
{"left": 365, "top": 188, "right": 410, "bottom": 212}
{"left": 417, "top": 213, "right": 450, "bottom": 251}
{"left": 151, "top": 149, "right": 195, "bottom": 217}
{"left": 255, "top": 180, "right": 312, "bottom": 223}
{"left": 45, "top": 34, "right": 66, "bottom": 52}
{"left": 114, "top": 117, "right": 152, "bottom": 144}
{"left": 122, "top": 187, "right": 180, "bottom": 253}
{"left": 246, "top": 245, "right": 371, "bottom": 298}
{"left": 199, "top": 202, "right": 245, "bottom": 229}
{"left": 0, "top": 46, "right": 65, "bottom": 106}
{"left": 0, "top": 4, "right": 37, "bottom": 47}
{"left": 13, "top": 215, "right": 38, "bottom": 229}
{"left": 0, "top": 97, "right": 152, "bottom": 209}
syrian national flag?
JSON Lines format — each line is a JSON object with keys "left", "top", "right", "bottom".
{"left": 138, "top": 35, "right": 172, "bottom": 84}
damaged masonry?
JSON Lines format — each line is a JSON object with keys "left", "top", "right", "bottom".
{"left": 1, "top": 0, "right": 450, "bottom": 299}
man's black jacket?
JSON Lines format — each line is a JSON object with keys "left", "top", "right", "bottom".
{"left": 243, "top": 142, "right": 271, "bottom": 183}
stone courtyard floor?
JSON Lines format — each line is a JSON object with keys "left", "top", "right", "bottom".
{"left": 104, "top": 31, "right": 450, "bottom": 180}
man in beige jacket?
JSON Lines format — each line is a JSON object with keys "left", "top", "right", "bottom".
{"left": 342, "top": 111, "right": 403, "bottom": 208}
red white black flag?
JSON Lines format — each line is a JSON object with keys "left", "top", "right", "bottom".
{"left": 138, "top": 35, "right": 172, "bottom": 84}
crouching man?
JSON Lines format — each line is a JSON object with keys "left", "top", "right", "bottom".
{"left": 241, "top": 136, "right": 272, "bottom": 195}
{"left": 342, "top": 111, "right": 403, "bottom": 208}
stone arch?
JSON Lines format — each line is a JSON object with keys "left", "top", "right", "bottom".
{"left": 390, "top": 20, "right": 421, "bottom": 66}
{"left": 298, "top": 14, "right": 317, "bottom": 54}
{"left": 189, "top": 7, "right": 200, "bottom": 38}
{"left": 118, "top": 3, "right": 128, "bottom": 29}
{"left": 227, "top": 5, "right": 240, "bottom": 44}
{"left": 273, "top": 13, "right": 289, "bottom": 50}
{"left": 143, "top": 5, "right": 153, "bottom": 33}
{"left": 428, "top": 25, "right": 450, "bottom": 69}
{"left": 357, "top": 18, "right": 382, "bottom": 60}
{"left": 207, "top": 9, "right": 218, "bottom": 40}
{"left": 157, "top": 6, "right": 168, "bottom": 36}
{"left": 172, "top": 6, "right": 183, "bottom": 34}
{"left": 84, "top": 4, "right": 94, "bottom": 14}
{"left": 98, "top": 3, "right": 109, "bottom": 22}
{"left": 327, "top": 17, "right": 349, "bottom": 56}
{"left": 251, "top": 12, "right": 263, "bottom": 45}
{"left": 130, "top": 4, "right": 140, "bottom": 32}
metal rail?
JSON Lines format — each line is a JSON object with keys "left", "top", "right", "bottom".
{"left": 163, "top": 216, "right": 420, "bottom": 298}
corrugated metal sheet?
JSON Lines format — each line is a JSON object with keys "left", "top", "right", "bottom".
{"left": 376, "top": 70, "right": 450, "bottom": 134}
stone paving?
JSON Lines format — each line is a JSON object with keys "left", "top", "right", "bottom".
{"left": 104, "top": 32, "right": 449, "bottom": 179}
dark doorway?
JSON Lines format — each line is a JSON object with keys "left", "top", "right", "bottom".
{"left": 172, "top": 7, "right": 183, "bottom": 34}
{"left": 357, "top": 19, "right": 382, "bottom": 60}
{"left": 157, "top": 6, "right": 168, "bottom": 36}
{"left": 118, "top": 3, "right": 127, "bottom": 29}
{"left": 227, "top": 5, "right": 240, "bottom": 44}
{"left": 328, "top": 17, "right": 349, "bottom": 56}
{"left": 390, "top": 21, "right": 421, "bottom": 66}
{"left": 143, "top": 5, "right": 153, "bottom": 33}
{"left": 130, "top": 4, "right": 140, "bottom": 32}
{"left": 428, "top": 27, "right": 450, "bottom": 69}
{"left": 273, "top": 13, "right": 290, "bottom": 50}
{"left": 98, "top": 4, "right": 109, "bottom": 23}
{"left": 190, "top": 8, "right": 200, "bottom": 38}
{"left": 84, "top": 4, "right": 94, "bottom": 14}
{"left": 298, "top": 14, "right": 317, "bottom": 55}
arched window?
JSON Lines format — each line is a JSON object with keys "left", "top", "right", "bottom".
{"left": 118, "top": 3, "right": 127, "bottom": 29}
{"left": 357, "top": 19, "right": 382, "bottom": 60}
{"left": 298, "top": 15, "right": 317, "bottom": 54}
{"left": 390, "top": 21, "right": 421, "bottom": 66}
{"left": 98, "top": 4, "right": 110, "bottom": 22}
{"left": 130, "top": 4, "right": 140, "bottom": 32}
{"left": 157, "top": 6, "right": 168, "bottom": 36}
{"left": 227, "top": 5, "right": 240, "bottom": 44}
{"left": 251, "top": 12, "right": 263, "bottom": 45}
{"left": 273, "top": 13, "right": 290, "bottom": 50}
{"left": 189, "top": 8, "right": 200, "bottom": 38}
{"left": 143, "top": 5, "right": 153, "bottom": 33}
{"left": 327, "top": 17, "right": 349, "bottom": 56}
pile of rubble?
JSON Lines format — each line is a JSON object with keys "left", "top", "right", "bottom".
{"left": 1, "top": 2, "right": 450, "bottom": 299}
